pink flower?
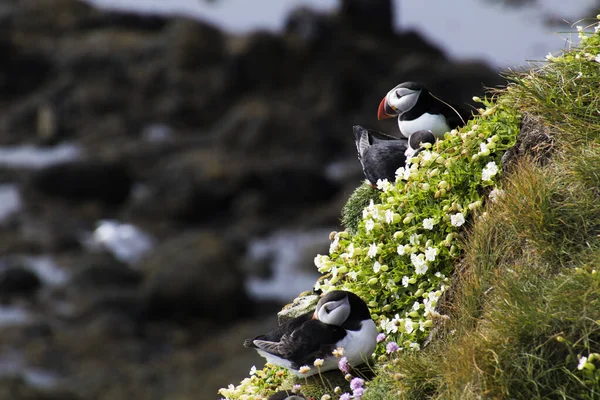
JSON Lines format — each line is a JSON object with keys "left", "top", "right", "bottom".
{"left": 376, "top": 333, "right": 386, "bottom": 343}
{"left": 338, "top": 357, "right": 350, "bottom": 373}
{"left": 353, "top": 387, "right": 365, "bottom": 399}
{"left": 386, "top": 341, "right": 400, "bottom": 354}
{"left": 339, "top": 394, "right": 351, "bottom": 400}
{"left": 350, "top": 377, "right": 364, "bottom": 391}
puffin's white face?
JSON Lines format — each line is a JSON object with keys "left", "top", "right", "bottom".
{"left": 315, "top": 295, "right": 351, "bottom": 326}
{"left": 386, "top": 86, "right": 421, "bottom": 115}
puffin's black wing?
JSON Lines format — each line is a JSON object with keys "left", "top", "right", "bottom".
{"left": 279, "top": 320, "right": 346, "bottom": 366}
{"left": 244, "top": 311, "right": 313, "bottom": 348}
{"left": 253, "top": 320, "right": 346, "bottom": 367}
{"left": 362, "top": 141, "right": 407, "bottom": 183}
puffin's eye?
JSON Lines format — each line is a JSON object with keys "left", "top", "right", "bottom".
{"left": 395, "top": 89, "right": 403, "bottom": 98}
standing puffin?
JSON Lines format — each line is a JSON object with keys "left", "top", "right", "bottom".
{"left": 243, "top": 290, "right": 377, "bottom": 377}
{"left": 354, "top": 125, "right": 435, "bottom": 184}
{"left": 377, "top": 82, "right": 471, "bottom": 139}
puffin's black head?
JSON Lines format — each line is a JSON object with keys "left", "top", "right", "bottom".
{"left": 378, "top": 81, "right": 429, "bottom": 120}
{"left": 313, "top": 290, "right": 372, "bottom": 327}
{"left": 409, "top": 129, "right": 436, "bottom": 150}
{"left": 268, "top": 390, "right": 306, "bottom": 400}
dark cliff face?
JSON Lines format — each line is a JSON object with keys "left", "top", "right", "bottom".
{"left": 0, "top": 1, "right": 504, "bottom": 399}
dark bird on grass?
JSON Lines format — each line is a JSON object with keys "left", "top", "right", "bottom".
{"left": 243, "top": 290, "right": 377, "bottom": 377}
{"left": 377, "top": 82, "right": 471, "bottom": 139}
{"left": 353, "top": 125, "right": 435, "bottom": 185}
{"left": 268, "top": 390, "right": 306, "bottom": 400}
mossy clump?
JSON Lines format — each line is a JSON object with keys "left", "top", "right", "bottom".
{"left": 341, "top": 182, "right": 379, "bottom": 235}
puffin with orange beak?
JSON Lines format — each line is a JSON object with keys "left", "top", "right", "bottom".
{"left": 243, "top": 290, "right": 377, "bottom": 377}
{"left": 377, "top": 82, "right": 471, "bottom": 139}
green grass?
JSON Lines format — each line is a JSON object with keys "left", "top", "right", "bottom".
{"left": 220, "top": 19, "right": 600, "bottom": 400}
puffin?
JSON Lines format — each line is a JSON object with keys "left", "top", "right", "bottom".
{"left": 353, "top": 125, "right": 435, "bottom": 184}
{"left": 268, "top": 390, "right": 306, "bottom": 400}
{"left": 243, "top": 290, "right": 377, "bottom": 377}
{"left": 377, "top": 82, "right": 471, "bottom": 139}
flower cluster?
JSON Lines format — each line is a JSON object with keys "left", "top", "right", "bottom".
{"left": 314, "top": 95, "right": 519, "bottom": 358}
{"left": 218, "top": 364, "right": 289, "bottom": 399}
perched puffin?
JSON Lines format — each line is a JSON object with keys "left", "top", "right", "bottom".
{"left": 354, "top": 125, "right": 435, "bottom": 184}
{"left": 268, "top": 390, "right": 306, "bottom": 400}
{"left": 243, "top": 290, "right": 377, "bottom": 377}
{"left": 377, "top": 82, "right": 471, "bottom": 139}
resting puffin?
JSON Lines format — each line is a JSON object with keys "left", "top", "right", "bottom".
{"left": 243, "top": 290, "right": 377, "bottom": 377}
{"left": 377, "top": 82, "right": 471, "bottom": 139}
{"left": 354, "top": 125, "right": 435, "bottom": 184}
{"left": 268, "top": 390, "right": 306, "bottom": 400}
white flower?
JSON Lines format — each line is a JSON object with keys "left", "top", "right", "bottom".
{"left": 411, "top": 253, "right": 428, "bottom": 275}
{"left": 382, "top": 317, "right": 399, "bottom": 334}
{"left": 578, "top": 356, "right": 588, "bottom": 370}
{"left": 368, "top": 243, "right": 378, "bottom": 258}
{"left": 329, "top": 234, "right": 340, "bottom": 253}
{"left": 395, "top": 166, "right": 410, "bottom": 181}
{"left": 402, "top": 276, "right": 410, "bottom": 287}
{"left": 425, "top": 246, "right": 438, "bottom": 262}
{"left": 450, "top": 212, "right": 465, "bottom": 227}
{"left": 373, "top": 261, "right": 381, "bottom": 273}
{"left": 489, "top": 188, "right": 504, "bottom": 203}
{"left": 299, "top": 365, "right": 311, "bottom": 374}
{"left": 412, "top": 301, "right": 420, "bottom": 311}
{"left": 365, "top": 218, "right": 375, "bottom": 232}
{"left": 409, "top": 233, "right": 420, "bottom": 245}
{"left": 376, "top": 178, "right": 391, "bottom": 192}
{"left": 249, "top": 365, "right": 257, "bottom": 375}
{"left": 481, "top": 161, "right": 499, "bottom": 181}
{"left": 479, "top": 142, "right": 488, "bottom": 153}
{"left": 347, "top": 270, "right": 358, "bottom": 280}
{"left": 409, "top": 342, "right": 420, "bottom": 351}
{"left": 420, "top": 150, "right": 433, "bottom": 163}
{"left": 314, "top": 358, "right": 324, "bottom": 367}
{"left": 423, "top": 218, "right": 435, "bottom": 230}
{"left": 347, "top": 243, "right": 355, "bottom": 258}
{"left": 397, "top": 245, "right": 405, "bottom": 255}
{"left": 545, "top": 52, "right": 555, "bottom": 61}
{"left": 314, "top": 255, "right": 327, "bottom": 269}
{"left": 595, "top": 54, "right": 600, "bottom": 63}
{"left": 385, "top": 209, "right": 394, "bottom": 224}
{"left": 404, "top": 318, "right": 414, "bottom": 334}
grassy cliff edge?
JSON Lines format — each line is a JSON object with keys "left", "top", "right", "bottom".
{"left": 220, "top": 18, "right": 600, "bottom": 400}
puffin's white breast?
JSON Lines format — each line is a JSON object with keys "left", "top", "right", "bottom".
{"left": 399, "top": 113, "right": 449, "bottom": 139}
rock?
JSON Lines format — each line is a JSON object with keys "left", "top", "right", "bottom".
{"left": 140, "top": 231, "right": 251, "bottom": 322}
{"left": 25, "top": 160, "right": 133, "bottom": 205}
{"left": 0, "top": 266, "right": 41, "bottom": 298}
{"left": 0, "top": 376, "right": 81, "bottom": 400}
{"left": 129, "top": 148, "right": 244, "bottom": 222}
{"left": 277, "top": 293, "right": 319, "bottom": 325}
{"left": 226, "top": 32, "right": 289, "bottom": 93}
{"left": 284, "top": 7, "right": 334, "bottom": 44}
{"left": 72, "top": 259, "right": 142, "bottom": 289}
{"left": 167, "top": 18, "right": 225, "bottom": 70}
{"left": 502, "top": 113, "right": 555, "bottom": 170}
{"left": 245, "top": 163, "right": 340, "bottom": 214}
{"left": 340, "top": 0, "right": 394, "bottom": 36}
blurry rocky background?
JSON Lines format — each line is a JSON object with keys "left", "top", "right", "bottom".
{"left": 0, "top": 0, "right": 592, "bottom": 399}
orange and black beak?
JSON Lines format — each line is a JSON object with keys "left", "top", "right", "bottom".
{"left": 377, "top": 96, "right": 397, "bottom": 120}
